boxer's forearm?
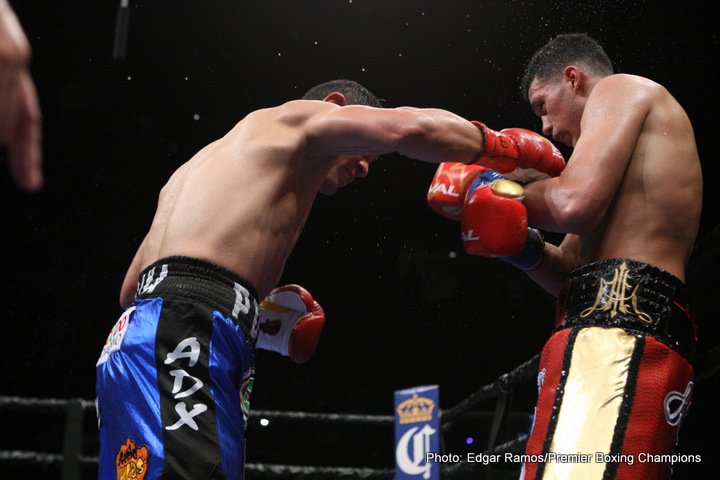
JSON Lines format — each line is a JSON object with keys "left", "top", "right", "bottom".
{"left": 524, "top": 234, "right": 578, "bottom": 297}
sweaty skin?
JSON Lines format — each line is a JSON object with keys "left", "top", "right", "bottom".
{"left": 523, "top": 71, "right": 701, "bottom": 295}
{"left": 119, "top": 96, "right": 486, "bottom": 307}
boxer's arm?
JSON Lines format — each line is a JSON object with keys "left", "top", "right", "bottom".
{"left": 524, "top": 77, "right": 649, "bottom": 233}
{"left": 0, "top": 0, "right": 30, "bottom": 62}
{"left": 304, "top": 104, "right": 484, "bottom": 164}
{"left": 0, "top": 0, "right": 43, "bottom": 191}
{"left": 524, "top": 234, "right": 579, "bottom": 297}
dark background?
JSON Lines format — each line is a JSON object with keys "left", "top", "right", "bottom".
{"left": 1, "top": 0, "right": 718, "bottom": 478}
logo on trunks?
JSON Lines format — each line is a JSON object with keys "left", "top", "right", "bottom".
{"left": 97, "top": 307, "right": 136, "bottom": 366}
{"left": 115, "top": 437, "right": 148, "bottom": 480}
{"left": 528, "top": 368, "right": 547, "bottom": 435}
{"left": 580, "top": 261, "right": 653, "bottom": 324}
{"left": 164, "top": 337, "right": 208, "bottom": 431}
{"left": 664, "top": 381, "right": 693, "bottom": 427}
{"left": 240, "top": 367, "right": 255, "bottom": 422}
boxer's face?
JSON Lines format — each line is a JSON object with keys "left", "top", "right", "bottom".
{"left": 528, "top": 74, "right": 582, "bottom": 147}
{"left": 319, "top": 155, "right": 374, "bottom": 195}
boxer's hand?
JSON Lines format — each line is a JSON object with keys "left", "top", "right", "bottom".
{"left": 461, "top": 170, "right": 529, "bottom": 257}
{"left": 500, "top": 227, "right": 545, "bottom": 271}
{"left": 471, "top": 122, "right": 565, "bottom": 179}
{"left": 256, "top": 284, "right": 326, "bottom": 364}
{"left": 427, "top": 162, "right": 488, "bottom": 221}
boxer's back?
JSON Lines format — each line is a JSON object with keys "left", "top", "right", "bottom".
{"left": 138, "top": 101, "right": 333, "bottom": 298}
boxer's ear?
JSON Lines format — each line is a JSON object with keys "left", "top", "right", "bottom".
{"left": 323, "top": 92, "right": 346, "bottom": 106}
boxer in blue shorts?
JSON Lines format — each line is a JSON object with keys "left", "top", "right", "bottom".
{"left": 96, "top": 257, "right": 258, "bottom": 479}
{"left": 96, "top": 79, "right": 551, "bottom": 478}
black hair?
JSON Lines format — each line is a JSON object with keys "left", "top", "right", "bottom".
{"left": 302, "top": 79, "right": 383, "bottom": 107}
{"left": 520, "top": 33, "right": 614, "bottom": 100}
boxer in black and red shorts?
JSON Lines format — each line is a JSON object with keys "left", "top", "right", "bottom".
{"left": 523, "top": 259, "right": 696, "bottom": 480}
{"left": 427, "top": 33, "right": 702, "bottom": 477}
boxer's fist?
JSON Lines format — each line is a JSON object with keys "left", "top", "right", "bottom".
{"left": 256, "top": 284, "right": 325, "bottom": 364}
{"left": 471, "top": 122, "right": 565, "bottom": 179}
{"left": 427, "top": 162, "right": 488, "bottom": 221}
{"left": 461, "top": 171, "right": 528, "bottom": 257}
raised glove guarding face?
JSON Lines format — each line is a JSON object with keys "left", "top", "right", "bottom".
{"left": 461, "top": 171, "right": 545, "bottom": 269}
{"left": 427, "top": 162, "right": 489, "bottom": 221}
{"left": 461, "top": 170, "right": 529, "bottom": 257}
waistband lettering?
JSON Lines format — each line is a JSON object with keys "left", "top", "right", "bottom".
{"left": 137, "top": 264, "right": 169, "bottom": 296}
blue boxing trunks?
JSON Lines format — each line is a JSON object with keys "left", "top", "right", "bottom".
{"left": 96, "top": 256, "right": 259, "bottom": 480}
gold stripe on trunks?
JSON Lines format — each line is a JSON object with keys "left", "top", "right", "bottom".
{"left": 543, "top": 327, "right": 636, "bottom": 479}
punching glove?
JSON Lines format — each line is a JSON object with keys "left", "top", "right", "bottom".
{"left": 427, "top": 162, "right": 489, "bottom": 221}
{"left": 256, "top": 284, "right": 326, "bottom": 364}
{"left": 471, "top": 122, "right": 566, "bottom": 180}
{"left": 461, "top": 170, "right": 529, "bottom": 257}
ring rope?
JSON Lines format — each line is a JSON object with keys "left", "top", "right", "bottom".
{"left": 0, "top": 450, "right": 98, "bottom": 467}
{"left": 0, "top": 396, "right": 94, "bottom": 412}
{"left": 441, "top": 433, "right": 529, "bottom": 477}
{"left": 0, "top": 395, "right": 394, "bottom": 426}
{"left": 245, "top": 462, "right": 394, "bottom": 479}
{"left": 441, "top": 354, "right": 539, "bottom": 424}
{"left": 2, "top": 349, "right": 716, "bottom": 478}
{"left": 0, "top": 450, "right": 394, "bottom": 478}
{"left": 251, "top": 409, "right": 394, "bottom": 425}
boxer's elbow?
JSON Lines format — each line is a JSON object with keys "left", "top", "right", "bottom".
{"left": 553, "top": 190, "right": 607, "bottom": 233}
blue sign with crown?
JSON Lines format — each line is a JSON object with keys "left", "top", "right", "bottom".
{"left": 394, "top": 385, "right": 440, "bottom": 480}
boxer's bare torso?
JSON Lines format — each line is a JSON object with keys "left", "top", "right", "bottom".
{"left": 119, "top": 97, "right": 488, "bottom": 306}
{"left": 120, "top": 101, "right": 369, "bottom": 305}
{"left": 525, "top": 74, "right": 701, "bottom": 292}
{"left": 577, "top": 76, "right": 701, "bottom": 279}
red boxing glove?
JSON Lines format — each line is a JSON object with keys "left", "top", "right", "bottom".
{"left": 256, "top": 284, "right": 326, "bottom": 364}
{"left": 427, "top": 162, "right": 489, "bottom": 221}
{"left": 461, "top": 170, "right": 528, "bottom": 257}
{"left": 472, "top": 121, "right": 566, "bottom": 179}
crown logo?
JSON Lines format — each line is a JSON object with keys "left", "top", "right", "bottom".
{"left": 396, "top": 393, "right": 435, "bottom": 424}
